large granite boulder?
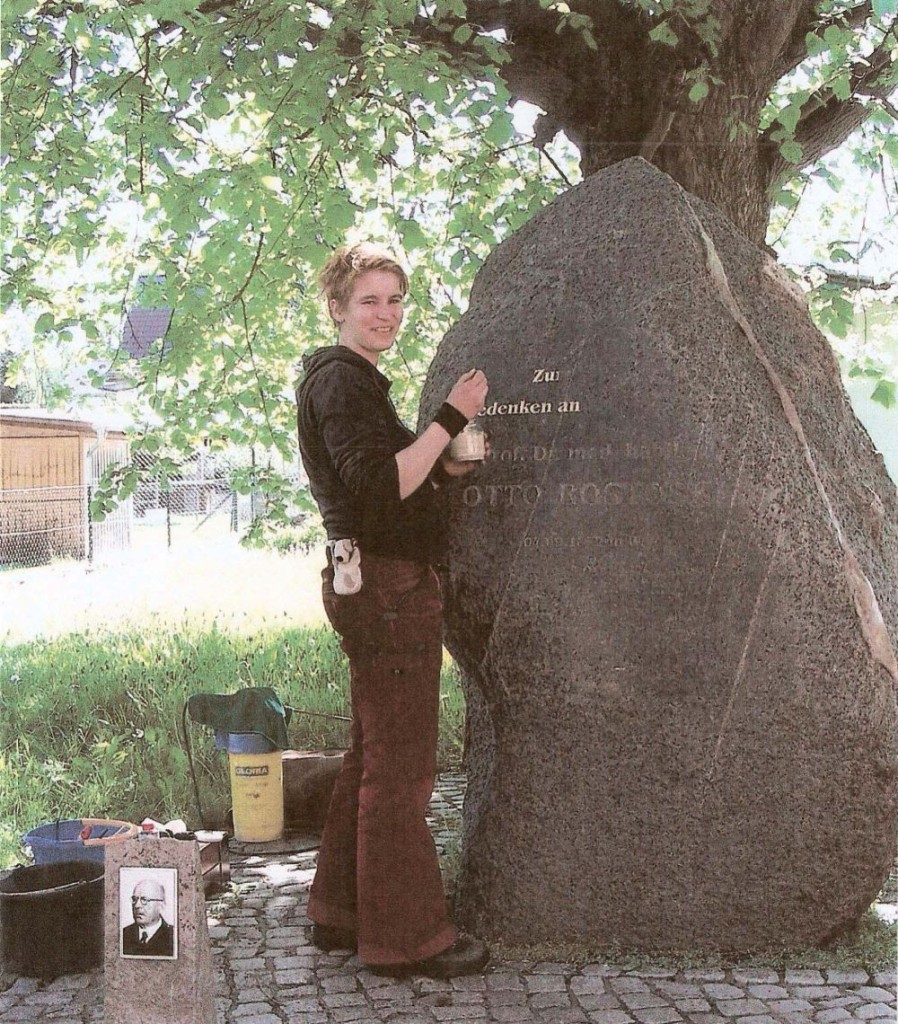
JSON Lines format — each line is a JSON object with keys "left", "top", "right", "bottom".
{"left": 420, "top": 158, "right": 898, "bottom": 950}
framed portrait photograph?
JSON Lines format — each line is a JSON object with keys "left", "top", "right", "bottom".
{"left": 119, "top": 866, "right": 179, "bottom": 960}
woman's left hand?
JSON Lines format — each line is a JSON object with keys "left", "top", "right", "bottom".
{"left": 440, "top": 439, "right": 491, "bottom": 477}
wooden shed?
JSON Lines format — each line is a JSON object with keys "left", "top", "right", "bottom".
{"left": 0, "top": 408, "right": 131, "bottom": 565}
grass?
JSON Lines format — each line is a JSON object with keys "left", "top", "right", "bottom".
{"left": 0, "top": 621, "right": 466, "bottom": 869}
{"left": 488, "top": 908, "right": 897, "bottom": 972}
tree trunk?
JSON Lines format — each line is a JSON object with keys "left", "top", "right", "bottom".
{"left": 486, "top": 0, "right": 814, "bottom": 246}
{"left": 576, "top": 96, "right": 776, "bottom": 245}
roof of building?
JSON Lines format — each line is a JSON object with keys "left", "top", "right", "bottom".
{"left": 121, "top": 307, "right": 173, "bottom": 359}
{"left": 0, "top": 406, "right": 131, "bottom": 438}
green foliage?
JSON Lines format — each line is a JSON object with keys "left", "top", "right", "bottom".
{"left": 768, "top": 116, "right": 898, "bottom": 411}
{"left": 812, "top": 282, "right": 857, "bottom": 338}
{"left": 1, "top": 0, "right": 577, "bottom": 524}
{"left": 638, "top": 0, "right": 720, "bottom": 56}
{"left": 688, "top": 79, "right": 709, "bottom": 103}
{"left": 0, "top": 622, "right": 466, "bottom": 868}
{"left": 1, "top": 0, "right": 895, "bottom": 523}
{"left": 244, "top": 515, "right": 327, "bottom": 554}
{"left": 848, "top": 359, "right": 897, "bottom": 407}
{"left": 649, "top": 21, "right": 680, "bottom": 46}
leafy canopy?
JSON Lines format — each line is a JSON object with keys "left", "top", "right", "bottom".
{"left": 1, "top": 0, "right": 896, "bottom": 525}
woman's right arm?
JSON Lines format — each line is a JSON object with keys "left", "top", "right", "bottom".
{"left": 316, "top": 366, "right": 488, "bottom": 505}
{"left": 394, "top": 370, "right": 488, "bottom": 499}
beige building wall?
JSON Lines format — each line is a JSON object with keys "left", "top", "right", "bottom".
{"left": 0, "top": 413, "right": 129, "bottom": 564}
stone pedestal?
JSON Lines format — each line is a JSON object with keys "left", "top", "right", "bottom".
{"left": 420, "top": 157, "right": 898, "bottom": 950}
{"left": 104, "top": 839, "right": 216, "bottom": 1024}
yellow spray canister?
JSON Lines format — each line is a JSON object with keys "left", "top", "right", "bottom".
{"left": 227, "top": 735, "right": 284, "bottom": 843}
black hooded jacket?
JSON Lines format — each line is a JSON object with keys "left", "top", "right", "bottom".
{"left": 296, "top": 346, "right": 446, "bottom": 563}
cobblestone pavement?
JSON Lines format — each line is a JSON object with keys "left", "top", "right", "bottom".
{"left": 1, "top": 774, "right": 895, "bottom": 1024}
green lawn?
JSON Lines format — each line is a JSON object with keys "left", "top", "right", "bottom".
{"left": 0, "top": 621, "right": 465, "bottom": 868}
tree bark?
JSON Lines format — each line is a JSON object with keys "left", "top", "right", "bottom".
{"left": 452, "top": 0, "right": 887, "bottom": 245}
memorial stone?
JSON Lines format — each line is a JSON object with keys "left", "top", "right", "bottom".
{"left": 104, "top": 838, "right": 217, "bottom": 1024}
{"left": 420, "top": 157, "right": 898, "bottom": 950}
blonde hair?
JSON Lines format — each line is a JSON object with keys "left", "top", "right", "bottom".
{"left": 318, "top": 243, "right": 409, "bottom": 321}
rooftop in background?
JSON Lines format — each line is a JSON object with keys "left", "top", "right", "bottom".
{"left": 121, "top": 307, "right": 173, "bottom": 360}
{"left": 0, "top": 406, "right": 132, "bottom": 436}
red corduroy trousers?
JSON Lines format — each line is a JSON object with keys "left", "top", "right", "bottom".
{"left": 307, "top": 552, "right": 457, "bottom": 966}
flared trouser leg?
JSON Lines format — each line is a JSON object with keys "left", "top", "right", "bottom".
{"left": 307, "top": 554, "right": 457, "bottom": 966}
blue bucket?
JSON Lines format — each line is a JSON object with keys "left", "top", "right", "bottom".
{"left": 23, "top": 819, "right": 137, "bottom": 865}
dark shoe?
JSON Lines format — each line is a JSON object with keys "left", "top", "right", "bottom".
{"left": 311, "top": 923, "right": 357, "bottom": 952}
{"left": 370, "top": 935, "right": 489, "bottom": 978}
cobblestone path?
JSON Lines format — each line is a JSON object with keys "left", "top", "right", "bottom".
{"left": 1, "top": 774, "right": 895, "bottom": 1024}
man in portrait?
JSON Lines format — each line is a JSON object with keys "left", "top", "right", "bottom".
{"left": 121, "top": 878, "right": 175, "bottom": 957}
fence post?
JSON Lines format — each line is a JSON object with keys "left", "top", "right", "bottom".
{"left": 231, "top": 490, "right": 238, "bottom": 533}
{"left": 165, "top": 489, "right": 172, "bottom": 549}
{"left": 86, "top": 485, "right": 94, "bottom": 564}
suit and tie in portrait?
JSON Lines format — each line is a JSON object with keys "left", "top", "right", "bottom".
{"left": 121, "top": 878, "right": 176, "bottom": 958}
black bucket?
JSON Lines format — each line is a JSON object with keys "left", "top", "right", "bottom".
{"left": 0, "top": 861, "right": 104, "bottom": 978}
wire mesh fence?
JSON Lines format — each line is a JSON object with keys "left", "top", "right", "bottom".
{"left": 0, "top": 482, "right": 263, "bottom": 569}
{"left": 0, "top": 485, "right": 86, "bottom": 566}
{"left": 0, "top": 485, "right": 132, "bottom": 568}
{"left": 132, "top": 480, "right": 266, "bottom": 551}
{"left": 1, "top": 447, "right": 306, "bottom": 570}
{"left": 130, "top": 447, "right": 304, "bottom": 550}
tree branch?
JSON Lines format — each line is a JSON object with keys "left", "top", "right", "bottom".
{"left": 410, "top": 0, "right": 589, "bottom": 118}
{"left": 852, "top": 29, "right": 898, "bottom": 99}
{"left": 791, "top": 96, "right": 870, "bottom": 165}
{"left": 32, "top": 0, "right": 238, "bottom": 19}
{"left": 410, "top": 0, "right": 557, "bottom": 68}
{"left": 774, "top": 1, "right": 873, "bottom": 79}
{"left": 766, "top": 26, "right": 896, "bottom": 180}
{"left": 810, "top": 263, "right": 896, "bottom": 291}
{"left": 231, "top": 232, "right": 265, "bottom": 304}
{"left": 770, "top": 0, "right": 819, "bottom": 79}
{"left": 463, "top": 1, "right": 518, "bottom": 33}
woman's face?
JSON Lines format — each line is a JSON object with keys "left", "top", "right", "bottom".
{"left": 331, "top": 269, "right": 405, "bottom": 365}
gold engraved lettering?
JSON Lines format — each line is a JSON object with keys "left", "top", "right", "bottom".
{"left": 496, "top": 446, "right": 591, "bottom": 462}
{"left": 532, "top": 368, "right": 560, "bottom": 383}
{"left": 533, "top": 446, "right": 558, "bottom": 462}
{"left": 522, "top": 533, "right": 642, "bottom": 553}
{"left": 553, "top": 481, "right": 668, "bottom": 508}
{"left": 604, "top": 483, "right": 626, "bottom": 506}
{"left": 462, "top": 484, "right": 543, "bottom": 508}
{"left": 481, "top": 400, "right": 554, "bottom": 416}
{"left": 464, "top": 480, "right": 673, "bottom": 511}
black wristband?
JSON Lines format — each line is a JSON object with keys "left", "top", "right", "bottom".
{"left": 433, "top": 402, "right": 468, "bottom": 438}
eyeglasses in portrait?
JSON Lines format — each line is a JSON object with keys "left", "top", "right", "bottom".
{"left": 119, "top": 866, "right": 178, "bottom": 959}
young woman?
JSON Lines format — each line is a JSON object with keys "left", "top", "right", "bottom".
{"left": 296, "top": 242, "right": 489, "bottom": 977}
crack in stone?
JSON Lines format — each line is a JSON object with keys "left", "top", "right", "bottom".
{"left": 682, "top": 194, "right": 898, "bottom": 688}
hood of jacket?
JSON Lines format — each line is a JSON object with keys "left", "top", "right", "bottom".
{"left": 300, "top": 345, "right": 392, "bottom": 393}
